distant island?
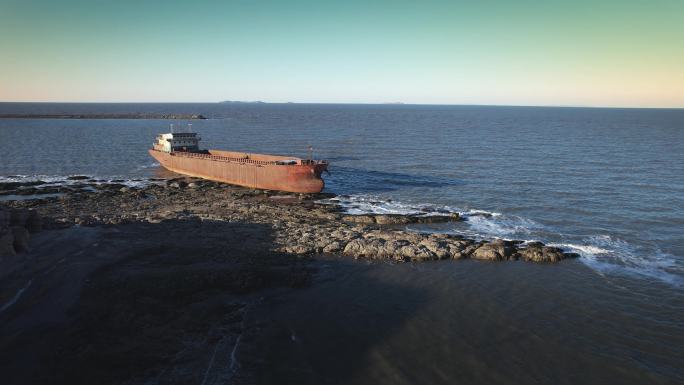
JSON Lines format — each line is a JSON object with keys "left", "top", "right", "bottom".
{"left": 219, "top": 100, "right": 266, "bottom": 104}
{"left": 0, "top": 113, "right": 207, "bottom": 120}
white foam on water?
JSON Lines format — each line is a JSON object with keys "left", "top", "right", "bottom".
{"left": 0, "top": 174, "right": 159, "bottom": 189}
{"left": 321, "top": 194, "right": 459, "bottom": 216}
{"left": 321, "top": 194, "right": 501, "bottom": 218}
{"left": 135, "top": 162, "right": 160, "bottom": 170}
{"left": 0, "top": 174, "right": 70, "bottom": 184}
{"left": 111, "top": 178, "right": 158, "bottom": 188}
{"left": 463, "top": 209, "right": 502, "bottom": 217}
{"left": 325, "top": 194, "right": 683, "bottom": 287}
{"left": 463, "top": 214, "right": 541, "bottom": 238}
{"left": 322, "top": 194, "right": 538, "bottom": 242}
{"left": 550, "top": 235, "right": 683, "bottom": 287}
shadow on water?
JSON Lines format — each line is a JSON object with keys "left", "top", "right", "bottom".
{"left": 150, "top": 164, "right": 464, "bottom": 196}
{"left": 251, "top": 260, "right": 430, "bottom": 385}
{"left": 2, "top": 219, "right": 681, "bottom": 385}
{"left": 0, "top": 219, "right": 306, "bottom": 385}
{"left": 252, "top": 260, "right": 684, "bottom": 385}
{"left": 0, "top": 219, "right": 429, "bottom": 385}
{"left": 325, "top": 166, "right": 464, "bottom": 194}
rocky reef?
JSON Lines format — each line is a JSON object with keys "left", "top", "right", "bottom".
{"left": 0, "top": 178, "right": 578, "bottom": 263}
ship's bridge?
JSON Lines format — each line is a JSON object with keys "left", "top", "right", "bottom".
{"left": 153, "top": 132, "right": 201, "bottom": 153}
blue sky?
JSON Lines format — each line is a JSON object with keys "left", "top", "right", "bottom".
{"left": 1, "top": 0, "right": 682, "bottom": 107}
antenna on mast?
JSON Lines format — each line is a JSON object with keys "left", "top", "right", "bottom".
{"left": 308, "top": 145, "right": 313, "bottom": 162}
{"left": 188, "top": 123, "right": 192, "bottom": 133}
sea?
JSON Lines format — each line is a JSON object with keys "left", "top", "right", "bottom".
{"left": 1, "top": 102, "right": 682, "bottom": 384}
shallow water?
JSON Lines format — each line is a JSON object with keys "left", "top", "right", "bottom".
{"left": 256, "top": 258, "right": 683, "bottom": 385}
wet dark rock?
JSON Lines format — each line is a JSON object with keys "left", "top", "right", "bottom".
{"left": 471, "top": 243, "right": 503, "bottom": 261}
{"left": 101, "top": 183, "right": 127, "bottom": 190}
{"left": 67, "top": 175, "right": 90, "bottom": 180}
{"left": 411, "top": 213, "right": 460, "bottom": 223}
{"left": 0, "top": 180, "right": 576, "bottom": 265}
{"left": 166, "top": 179, "right": 188, "bottom": 189}
{"left": 342, "top": 215, "right": 377, "bottom": 224}
{"left": 419, "top": 238, "right": 452, "bottom": 259}
{"left": 15, "top": 187, "right": 61, "bottom": 195}
{"left": 0, "top": 180, "right": 49, "bottom": 191}
{"left": 343, "top": 213, "right": 460, "bottom": 225}
{"left": 313, "top": 192, "right": 336, "bottom": 199}
{"left": 471, "top": 239, "right": 517, "bottom": 261}
{"left": 517, "top": 244, "right": 569, "bottom": 262}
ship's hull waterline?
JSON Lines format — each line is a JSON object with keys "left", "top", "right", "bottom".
{"left": 149, "top": 149, "right": 327, "bottom": 193}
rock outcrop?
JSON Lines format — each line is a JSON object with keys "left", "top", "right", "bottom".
{"left": 0, "top": 178, "right": 577, "bottom": 264}
{"left": 342, "top": 213, "right": 460, "bottom": 225}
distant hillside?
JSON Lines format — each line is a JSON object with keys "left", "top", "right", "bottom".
{"left": 219, "top": 100, "right": 266, "bottom": 104}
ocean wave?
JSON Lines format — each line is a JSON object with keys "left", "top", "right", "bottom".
{"left": 550, "top": 235, "right": 682, "bottom": 287}
{"left": 462, "top": 209, "right": 502, "bottom": 217}
{"left": 322, "top": 194, "right": 539, "bottom": 239}
{"left": 321, "top": 194, "right": 497, "bottom": 218}
{"left": 0, "top": 174, "right": 69, "bottom": 184}
{"left": 321, "top": 195, "right": 459, "bottom": 216}
{"left": 135, "top": 162, "right": 160, "bottom": 170}
{"left": 463, "top": 214, "right": 542, "bottom": 238}
{"left": 0, "top": 174, "right": 158, "bottom": 188}
{"left": 324, "top": 194, "right": 683, "bottom": 287}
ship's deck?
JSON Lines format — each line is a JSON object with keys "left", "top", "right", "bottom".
{"left": 166, "top": 149, "right": 326, "bottom": 166}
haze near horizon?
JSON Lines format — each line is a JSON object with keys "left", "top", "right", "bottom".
{"left": 1, "top": 0, "right": 682, "bottom": 108}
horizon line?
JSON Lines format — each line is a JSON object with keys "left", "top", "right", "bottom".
{"left": 0, "top": 100, "right": 682, "bottom": 110}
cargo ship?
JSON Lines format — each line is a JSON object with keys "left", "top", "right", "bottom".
{"left": 149, "top": 131, "right": 328, "bottom": 193}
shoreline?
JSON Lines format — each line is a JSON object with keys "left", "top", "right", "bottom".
{"left": 0, "top": 113, "right": 207, "bottom": 119}
{"left": 1, "top": 177, "right": 579, "bottom": 264}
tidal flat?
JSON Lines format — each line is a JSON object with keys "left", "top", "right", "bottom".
{"left": 0, "top": 177, "right": 681, "bottom": 385}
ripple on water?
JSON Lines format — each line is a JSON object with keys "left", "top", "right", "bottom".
{"left": 326, "top": 194, "right": 684, "bottom": 288}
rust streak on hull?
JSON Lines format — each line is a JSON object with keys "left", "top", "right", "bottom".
{"left": 149, "top": 149, "right": 327, "bottom": 193}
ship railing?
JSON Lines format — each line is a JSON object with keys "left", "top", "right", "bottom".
{"left": 301, "top": 159, "right": 328, "bottom": 165}
{"left": 171, "top": 150, "right": 278, "bottom": 165}
{"left": 171, "top": 150, "right": 328, "bottom": 166}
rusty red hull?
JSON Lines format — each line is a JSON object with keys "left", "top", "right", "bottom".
{"left": 149, "top": 149, "right": 327, "bottom": 193}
